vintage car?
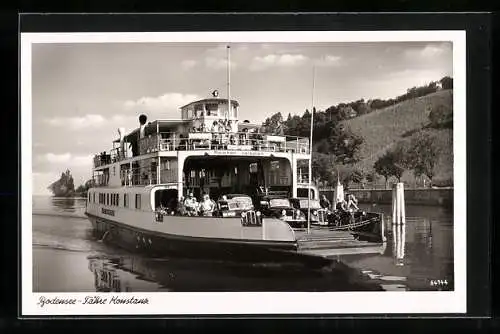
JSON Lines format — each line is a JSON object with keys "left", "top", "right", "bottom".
{"left": 289, "top": 197, "right": 329, "bottom": 226}
{"left": 214, "top": 193, "right": 255, "bottom": 218}
{"left": 259, "top": 196, "right": 307, "bottom": 228}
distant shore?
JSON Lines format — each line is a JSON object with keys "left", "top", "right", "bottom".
{"left": 320, "top": 187, "right": 453, "bottom": 207}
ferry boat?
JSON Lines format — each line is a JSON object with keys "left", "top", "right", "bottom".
{"left": 84, "top": 48, "right": 386, "bottom": 265}
{"left": 84, "top": 94, "right": 386, "bottom": 265}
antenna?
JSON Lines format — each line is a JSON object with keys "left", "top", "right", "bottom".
{"left": 227, "top": 45, "right": 231, "bottom": 121}
{"left": 307, "top": 65, "right": 316, "bottom": 235}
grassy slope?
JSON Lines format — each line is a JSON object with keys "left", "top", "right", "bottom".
{"left": 342, "top": 89, "right": 454, "bottom": 184}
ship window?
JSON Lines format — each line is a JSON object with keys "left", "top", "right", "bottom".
{"left": 107, "top": 193, "right": 109, "bottom": 206}
{"left": 124, "top": 194, "right": 128, "bottom": 207}
{"left": 135, "top": 194, "right": 141, "bottom": 209}
{"left": 116, "top": 194, "right": 119, "bottom": 206}
{"left": 93, "top": 192, "right": 95, "bottom": 203}
{"left": 205, "top": 103, "right": 218, "bottom": 116}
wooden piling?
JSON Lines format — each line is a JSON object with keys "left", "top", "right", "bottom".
{"left": 392, "top": 182, "right": 406, "bottom": 225}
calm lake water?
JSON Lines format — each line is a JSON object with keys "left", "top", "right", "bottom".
{"left": 31, "top": 196, "right": 454, "bottom": 292}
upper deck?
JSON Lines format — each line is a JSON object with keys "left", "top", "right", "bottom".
{"left": 93, "top": 129, "right": 310, "bottom": 169}
{"left": 93, "top": 95, "right": 311, "bottom": 170}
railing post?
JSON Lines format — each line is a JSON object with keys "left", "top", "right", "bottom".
{"left": 157, "top": 156, "right": 160, "bottom": 185}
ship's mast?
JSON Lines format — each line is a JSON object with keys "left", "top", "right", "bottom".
{"left": 227, "top": 45, "right": 231, "bottom": 121}
{"left": 307, "top": 65, "right": 316, "bottom": 235}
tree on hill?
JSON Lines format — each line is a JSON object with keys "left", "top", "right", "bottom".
{"left": 48, "top": 169, "right": 75, "bottom": 197}
{"left": 428, "top": 103, "right": 453, "bottom": 129}
{"left": 440, "top": 76, "right": 453, "bottom": 89}
{"left": 327, "top": 124, "right": 364, "bottom": 165}
{"left": 373, "top": 149, "right": 405, "bottom": 189}
{"left": 262, "top": 112, "right": 285, "bottom": 135}
{"left": 403, "top": 132, "right": 441, "bottom": 185}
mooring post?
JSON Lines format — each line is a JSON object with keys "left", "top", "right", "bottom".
{"left": 392, "top": 182, "right": 406, "bottom": 225}
{"left": 262, "top": 218, "right": 266, "bottom": 240}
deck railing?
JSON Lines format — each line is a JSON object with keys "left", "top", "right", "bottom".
{"left": 138, "top": 131, "right": 309, "bottom": 154}
{"left": 94, "top": 131, "right": 310, "bottom": 168}
{"left": 93, "top": 167, "right": 177, "bottom": 187}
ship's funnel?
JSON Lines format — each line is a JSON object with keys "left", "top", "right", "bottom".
{"left": 139, "top": 114, "right": 147, "bottom": 139}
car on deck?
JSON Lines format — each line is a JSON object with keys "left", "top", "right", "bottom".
{"left": 289, "top": 197, "right": 329, "bottom": 226}
{"left": 214, "top": 193, "right": 255, "bottom": 218}
{"left": 259, "top": 196, "right": 307, "bottom": 228}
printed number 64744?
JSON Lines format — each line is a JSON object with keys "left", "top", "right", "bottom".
{"left": 430, "top": 279, "right": 448, "bottom": 287}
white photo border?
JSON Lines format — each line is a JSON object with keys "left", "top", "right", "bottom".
{"left": 21, "top": 30, "right": 467, "bottom": 316}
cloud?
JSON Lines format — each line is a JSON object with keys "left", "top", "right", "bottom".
{"left": 205, "top": 57, "right": 236, "bottom": 70}
{"left": 32, "top": 171, "right": 60, "bottom": 195}
{"left": 205, "top": 45, "right": 228, "bottom": 56}
{"left": 249, "top": 54, "right": 309, "bottom": 71}
{"left": 40, "top": 153, "right": 93, "bottom": 166}
{"left": 315, "top": 55, "right": 342, "bottom": 67}
{"left": 181, "top": 60, "right": 198, "bottom": 70}
{"left": 123, "top": 92, "right": 200, "bottom": 114}
{"left": 45, "top": 114, "right": 106, "bottom": 130}
{"left": 404, "top": 43, "right": 451, "bottom": 59}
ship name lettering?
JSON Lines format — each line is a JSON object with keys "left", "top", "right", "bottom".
{"left": 101, "top": 208, "right": 115, "bottom": 216}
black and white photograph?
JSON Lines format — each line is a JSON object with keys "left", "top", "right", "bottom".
{"left": 21, "top": 30, "right": 466, "bottom": 315}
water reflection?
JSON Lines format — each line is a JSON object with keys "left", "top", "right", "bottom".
{"left": 89, "top": 256, "right": 127, "bottom": 292}
{"left": 32, "top": 196, "right": 454, "bottom": 292}
{"left": 339, "top": 214, "right": 453, "bottom": 291}
{"left": 51, "top": 197, "right": 77, "bottom": 212}
{"left": 86, "top": 254, "right": 385, "bottom": 292}
{"left": 392, "top": 223, "right": 406, "bottom": 266}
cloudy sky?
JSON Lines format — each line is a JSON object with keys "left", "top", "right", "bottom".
{"left": 31, "top": 41, "right": 452, "bottom": 195}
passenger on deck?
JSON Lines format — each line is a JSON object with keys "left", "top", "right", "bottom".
{"left": 229, "top": 134, "right": 236, "bottom": 145}
{"left": 177, "top": 196, "right": 186, "bottom": 215}
{"left": 218, "top": 121, "right": 227, "bottom": 146}
{"left": 334, "top": 197, "right": 353, "bottom": 225}
{"left": 346, "top": 193, "right": 359, "bottom": 212}
{"left": 320, "top": 195, "right": 331, "bottom": 210}
{"left": 199, "top": 193, "right": 216, "bottom": 217}
{"left": 183, "top": 193, "right": 199, "bottom": 216}
{"left": 336, "top": 197, "right": 348, "bottom": 212}
{"left": 239, "top": 128, "right": 248, "bottom": 145}
{"left": 211, "top": 121, "right": 219, "bottom": 146}
{"left": 218, "top": 195, "right": 229, "bottom": 211}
